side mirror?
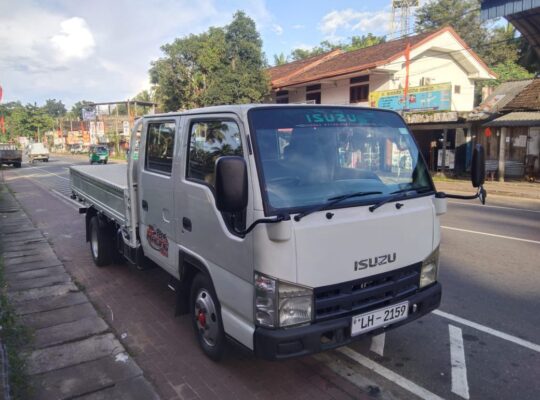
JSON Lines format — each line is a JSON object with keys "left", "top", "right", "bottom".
{"left": 215, "top": 156, "right": 248, "bottom": 213}
{"left": 471, "top": 144, "right": 485, "bottom": 188}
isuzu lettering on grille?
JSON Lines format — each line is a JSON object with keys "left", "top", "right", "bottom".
{"left": 354, "top": 253, "right": 397, "bottom": 271}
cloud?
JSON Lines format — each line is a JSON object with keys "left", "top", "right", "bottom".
{"left": 272, "top": 24, "right": 283, "bottom": 35}
{"left": 51, "top": 17, "right": 95, "bottom": 61}
{"left": 292, "top": 24, "right": 305, "bottom": 30}
{"left": 0, "top": 0, "right": 224, "bottom": 106}
{"left": 319, "top": 8, "right": 391, "bottom": 39}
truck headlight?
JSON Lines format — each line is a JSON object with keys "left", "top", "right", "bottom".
{"left": 254, "top": 272, "right": 313, "bottom": 328}
{"left": 420, "top": 246, "right": 439, "bottom": 288}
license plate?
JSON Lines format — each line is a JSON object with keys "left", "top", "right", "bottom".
{"left": 351, "top": 301, "right": 409, "bottom": 336}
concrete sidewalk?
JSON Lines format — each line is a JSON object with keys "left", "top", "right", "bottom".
{"left": 0, "top": 183, "right": 160, "bottom": 400}
{"left": 433, "top": 178, "right": 540, "bottom": 200}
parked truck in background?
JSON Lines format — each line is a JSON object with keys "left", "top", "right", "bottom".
{"left": 70, "top": 105, "right": 486, "bottom": 361}
{"left": 0, "top": 143, "right": 22, "bottom": 168}
{"left": 26, "top": 142, "right": 49, "bottom": 163}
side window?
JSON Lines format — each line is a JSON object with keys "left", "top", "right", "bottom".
{"left": 145, "top": 122, "right": 176, "bottom": 174}
{"left": 187, "top": 120, "right": 243, "bottom": 187}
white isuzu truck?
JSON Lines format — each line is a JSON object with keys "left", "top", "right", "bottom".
{"left": 70, "top": 105, "right": 486, "bottom": 360}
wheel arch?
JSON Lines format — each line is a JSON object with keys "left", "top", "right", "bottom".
{"left": 175, "top": 250, "right": 215, "bottom": 316}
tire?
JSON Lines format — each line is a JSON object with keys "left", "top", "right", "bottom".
{"left": 104, "top": 160, "right": 108, "bottom": 164}
{"left": 190, "top": 273, "right": 226, "bottom": 361}
{"left": 44, "top": 158, "right": 49, "bottom": 162}
{"left": 14, "top": 162, "right": 21, "bottom": 168}
{"left": 90, "top": 161, "right": 94, "bottom": 165}
{"left": 89, "top": 216, "right": 114, "bottom": 267}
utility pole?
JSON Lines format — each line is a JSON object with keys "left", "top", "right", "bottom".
{"left": 498, "top": 127, "right": 506, "bottom": 182}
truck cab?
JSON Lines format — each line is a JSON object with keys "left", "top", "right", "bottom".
{"left": 73, "top": 105, "right": 485, "bottom": 360}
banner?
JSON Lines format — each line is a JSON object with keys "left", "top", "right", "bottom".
{"left": 369, "top": 83, "right": 452, "bottom": 112}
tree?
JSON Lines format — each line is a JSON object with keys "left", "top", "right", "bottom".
{"left": 481, "top": 24, "right": 520, "bottom": 66}
{"left": 415, "top": 0, "right": 489, "bottom": 57}
{"left": 346, "top": 34, "right": 385, "bottom": 51}
{"left": 273, "top": 53, "right": 288, "bottom": 66}
{"left": 289, "top": 34, "right": 385, "bottom": 61}
{"left": 42, "top": 99, "right": 67, "bottom": 118}
{"left": 485, "top": 61, "right": 534, "bottom": 86}
{"left": 69, "top": 100, "right": 93, "bottom": 120}
{"left": 150, "top": 11, "right": 269, "bottom": 111}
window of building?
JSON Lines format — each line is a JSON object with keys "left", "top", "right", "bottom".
{"left": 350, "top": 75, "right": 370, "bottom": 103}
{"left": 187, "top": 120, "right": 243, "bottom": 187}
{"left": 350, "top": 84, "right": 369, "bottom": 103}
{"left": 306, "top": 91, "right": 321, "bottom": 104}
{"left": 276, "top": 90, "right": 289, "bottom": 104}
{"left": 145, "top": 122, "right": 176, "bottom": 174}
{"left": 454, "top": 85, "right": 461, "bottom": 94}
{"left": 305, "top": 84, "right": 322, "bottom": 104}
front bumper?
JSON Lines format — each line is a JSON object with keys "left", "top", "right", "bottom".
{"left": 254, "top": 282, "right": 441, "bottom": 360}
{"left": 30, "top": 154, "right": 48, "bottom": 160}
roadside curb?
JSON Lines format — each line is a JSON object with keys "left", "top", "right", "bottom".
{"left": 0, "top": 182, "right": 160, "bottom": 400}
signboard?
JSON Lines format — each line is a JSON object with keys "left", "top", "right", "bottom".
{"left": 82, "top": 108, "right": 96, "bottom": 121}
{"left": 437, "top": 149, "right": 455, "bottom": 169}
{"left": 404, "top": 111, "right": 458, "bottom": 124}
{"left": 369, "top": 83, "right": 452, "bottom": 112}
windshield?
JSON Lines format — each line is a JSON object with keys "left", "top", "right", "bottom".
{"left": 249, "top": 107, "right": 433, "bottom": 214}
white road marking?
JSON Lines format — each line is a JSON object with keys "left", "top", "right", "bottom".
{"left": 370, "top": 333, "right": 386, "bottom": 356}
{"left": 433, "top": 310, "right": 540, "bottom": 353}
{"left": 338, "top": 347, "right": 445, "bottom": 400}
{"left": 449, "top": 325, "right": 470, "bottom": 399}
{"left": 441, "top": 226, "right": 540, "bottom": 245}
{"left": 448, "top": 200, "right": 540, "bottom": 214}
{"left": 25, "top": 165, "right": 70, "bottom": 180}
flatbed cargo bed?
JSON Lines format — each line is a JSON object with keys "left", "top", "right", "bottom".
{"left": 70, "top": 164, "right": 129, "bottom": 225}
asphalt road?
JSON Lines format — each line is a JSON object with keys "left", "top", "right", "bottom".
{"left": 2, "top": 154, "right": 539, "bottom": 400}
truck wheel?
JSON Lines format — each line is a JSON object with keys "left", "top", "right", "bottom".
{"left": 14, "top": 162, "right": 21, "bottom": 168}
{"left": 190, "top": 273, "right": 225, "bottom": 361}
{"left": 44, "top": 158, "right": 49, "bottom": 162}
{"left": 89, "top": 216, "right": 113, "bottom": 267}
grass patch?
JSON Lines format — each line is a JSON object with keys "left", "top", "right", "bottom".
{"left": 0, "top": 260, "right": 33, "bottom": 399}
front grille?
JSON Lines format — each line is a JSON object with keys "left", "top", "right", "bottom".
{"left": 313, "top": 263, "right": 421, "bottom": 321}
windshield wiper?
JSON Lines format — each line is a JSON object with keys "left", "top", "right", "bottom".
{"left": 368, "top": 186, "right": 433, "bottom": 213}
{"left": 294, "top": 191, "right": 382, "bottom": 221}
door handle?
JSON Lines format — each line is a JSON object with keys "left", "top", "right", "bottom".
{"left": 182, "top": 217, "right": 192, "bottom": 232}
{"left": 142, "top": 200, "right": 148, "bottom": 211}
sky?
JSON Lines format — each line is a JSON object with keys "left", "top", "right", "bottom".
{"left": 0, "top": 0, "right": 412, "bottom": 108}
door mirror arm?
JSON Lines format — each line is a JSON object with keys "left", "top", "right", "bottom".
{"left": 233, "top": 214, "right": 291, "bottom": 236}
{"left": 436, "top": 186, "right": 487, "bottom": 204}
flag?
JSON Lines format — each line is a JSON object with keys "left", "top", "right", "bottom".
{"left": 0, "top": 115, "right": 5, "bottom": 134}
{"left": 0, "top": 85, "right": 3, "bottom": 103}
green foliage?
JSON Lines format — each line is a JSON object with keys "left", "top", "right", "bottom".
{"left": 273, "top": 53, "right": 288, "bottom": 66}
{"left": 42, "top": 99, "right": 67, "bottom": 118}
{"left": 288, "top": 34, "right": 386, "bottom": 61}
{"left": 414, "top": 0, "right": 538, "bottom": 82}
{"left": 415, "top": 0, "right": 488, "bottom": 56}
{"left": 150, "top": 11, "right": 269, "bottom": 112}
{"left": 69, "top": 100, "right": 93, "bottom": 120}
{"left": 485, "top": 61, "right": 534, "bottom": 86}
{"left": 0, "top": 102, "right": 55, "bottom": 140}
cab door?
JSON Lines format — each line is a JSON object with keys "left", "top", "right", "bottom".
{"left": 138, "top": 118, "right": 179, "bottom": 274}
